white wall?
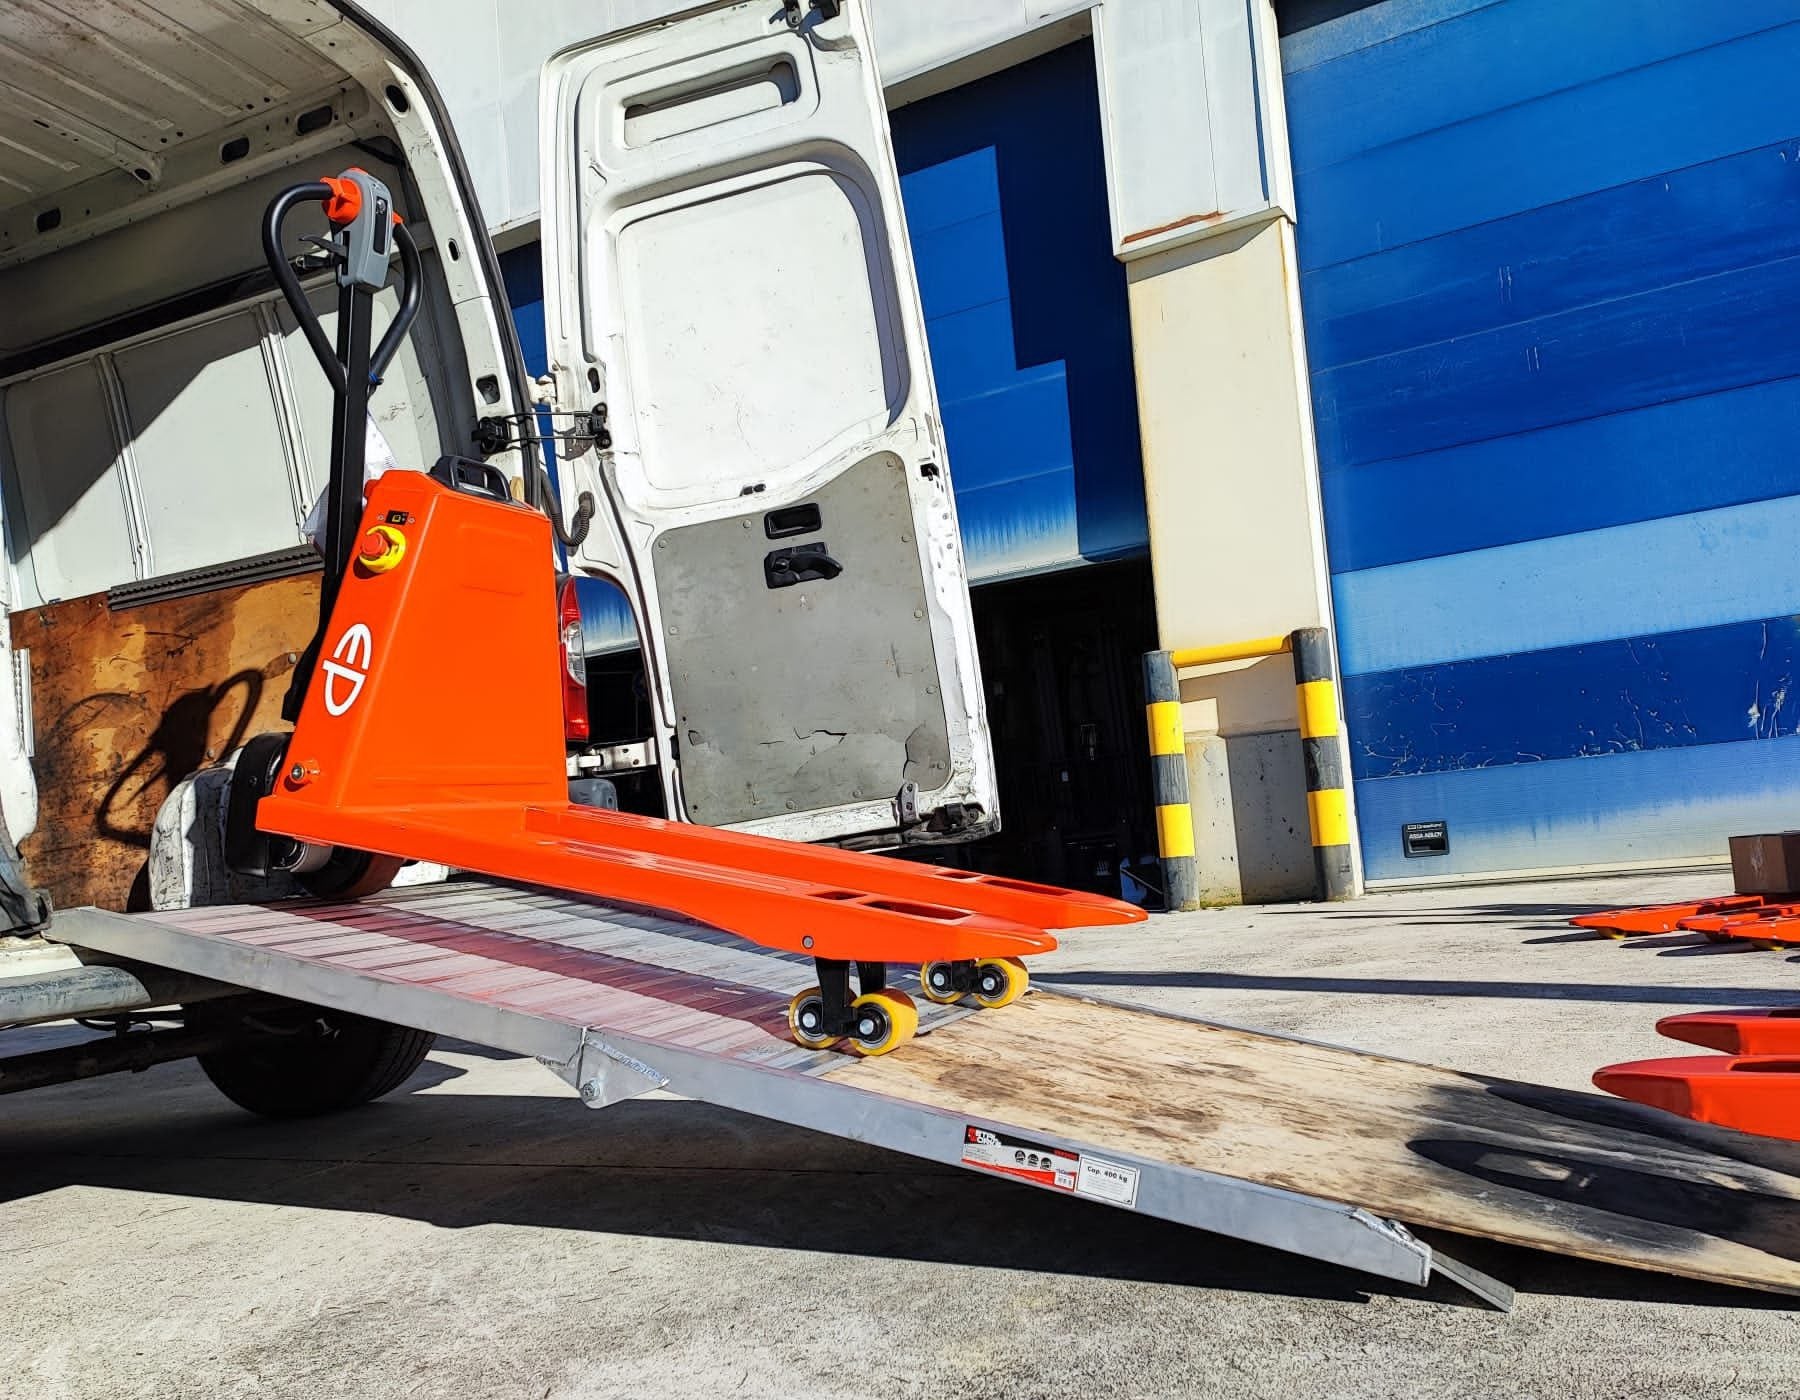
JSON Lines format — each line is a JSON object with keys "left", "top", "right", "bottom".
{"left": 1126, "top": 217, "right": 1344, "bottom": 901}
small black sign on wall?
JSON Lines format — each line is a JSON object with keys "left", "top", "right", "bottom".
{"left": 1402, "top": 820, "right": 1449, "bottom": 858}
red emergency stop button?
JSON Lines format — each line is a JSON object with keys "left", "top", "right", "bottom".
{"left": 357, "top": 523, "right": 407, "bottom": 573}
{"left": 321, "top": 173, "right": 364, "bottom": 226}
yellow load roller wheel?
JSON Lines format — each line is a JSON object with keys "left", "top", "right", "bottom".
{"left": 786, "top": 987, "right": 840, "bottom": 1050}
{"left": 918, "top": 960, "right": 965, "bottom": 1005}
{"left": 972, "top": 956, "right": 1029, "bottom": 1010}
{"left": 849, "top": 989, "right": 919, "bottom": 1056}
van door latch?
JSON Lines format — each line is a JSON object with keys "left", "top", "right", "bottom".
{"left": 765, "top": 542, "right": 843, "bottom": 588}
{"left": 783, "top": 0, "right": 841, "bottom": 22}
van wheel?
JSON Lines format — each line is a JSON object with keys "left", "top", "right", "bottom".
{"left": 197, "top": 1007, "right": 435, "bottom": 1118}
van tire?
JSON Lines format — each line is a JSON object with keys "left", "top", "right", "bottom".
{"left": 198, "top": 1010, "right": 435, "bottom": 1118}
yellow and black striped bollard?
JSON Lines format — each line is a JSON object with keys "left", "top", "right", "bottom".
{"left": 1291, "top": 627, "right": 1353, "bottom": 900}
{"left": 1142, "top": 650, "right": 1198, "bottom": 911}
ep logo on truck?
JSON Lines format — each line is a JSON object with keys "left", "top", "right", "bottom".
{"left": 321, "top": 623, "right": 374, "bottom": 716}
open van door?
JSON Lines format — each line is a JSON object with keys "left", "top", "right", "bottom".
{"left": 537, "top": 0, "right": 995, "bottom": 848}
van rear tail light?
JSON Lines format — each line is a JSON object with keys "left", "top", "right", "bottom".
{"left": 558, "top": 576, "right": 590, "bottom": 743}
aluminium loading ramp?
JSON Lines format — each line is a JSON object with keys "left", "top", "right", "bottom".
{"left": 51, "top": 881, "right": 1800, "bottom": 1310}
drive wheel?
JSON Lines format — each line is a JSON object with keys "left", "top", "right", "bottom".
{"left": 972, "top": 956, "right": 1029, "bottom": 1010}
{"left": 298, "top": 849, "right": 404, "bottom": 900}
{"left": 849, "top": 989, "right": 918, "bottom": 1057}
{"left": 787, "top": 987, "right": 840, "bottom": 1050}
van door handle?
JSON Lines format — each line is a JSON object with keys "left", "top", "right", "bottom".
{"left": 765, "top": 542, "right": 843, "bottom": 588}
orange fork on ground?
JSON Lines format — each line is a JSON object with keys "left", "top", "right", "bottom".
{"left": 1569, "top": 894, "right": 1765, "bottom": 939}
{"left": 1679, "top": 904, "right": 1800, "bottom": 948}
{"left": 1594, "top": 1054, "right": 1800, "bottom": 1142}
{"left": 1656, "top": 1008, "right": 1800, "bottom": 1055}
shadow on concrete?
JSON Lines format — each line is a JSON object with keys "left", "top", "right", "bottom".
{"left": 1522, "top": 930, "right": 1617, "bottom": 946}
{"left": 1246, "top": 903, "right": 1623, "bottom": 933}
{"left": 1647, "top": 940, "right": 1764, "bottom": 958}
{"left": 2, "top": 1041, "right": 1793, "bottom": 1314}
{"left": 1255, "top": 902, "right": 1622, "bottom": 920}
{"left": 2, "top": 1052, "right": 1413, "bottom": 1309}
{"left": 1034, "top": 970, "right": 1800, "bottom": 1007}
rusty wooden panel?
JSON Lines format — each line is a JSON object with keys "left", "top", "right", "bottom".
{"left": 15, "top": 575, "right": 318, "bottom": 911}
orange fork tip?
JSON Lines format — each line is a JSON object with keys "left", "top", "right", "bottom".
{"left": 1569, "top": 912, "right": 1672, "bottom": 937}
{"left": 1657, "top": 1008, "right": 1800, "bottom": 1055}
{"left": 950, "top": 875, "right": 1145, "bottom": 927}
{"left": 1677, "top": 915, "right": 1747, "bottom": 934}
{"left": 1594, "top": 1054, "right": 1800, "bottom": 1140}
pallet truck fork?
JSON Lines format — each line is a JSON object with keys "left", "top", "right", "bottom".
{"left": 225, "top": 171, "right": 1143, "bottom": 1056}
{"left": 1595, "top": 1009, "right": 1800, "bottom": 1143}
{"left": 1655, "top": 1007, "right": 1800, "bottom": 1055}
{"left": 1595, "top": 1010, "right": 1800, "bottom": 1143}
{"left": 1569, "top": 894, "right": 1766, "bottom": 940}
{"left": 1678, "top": 904, "right": 1800, "bottom": 950}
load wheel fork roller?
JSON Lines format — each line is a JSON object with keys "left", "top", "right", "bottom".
{"left": 786, "top": 955, "right": 1032, "bottom": 1056}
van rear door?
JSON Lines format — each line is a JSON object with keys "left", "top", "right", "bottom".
{"left": 538, "top": 0, "right": 994, "bottom": 846}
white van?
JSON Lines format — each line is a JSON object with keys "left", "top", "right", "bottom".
{"left": 0, "top": 0, "right": 993, "bottom": 921}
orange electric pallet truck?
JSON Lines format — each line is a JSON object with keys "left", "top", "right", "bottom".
{"left": 224, "top": 171, "right": 1142, "bottom": 1057}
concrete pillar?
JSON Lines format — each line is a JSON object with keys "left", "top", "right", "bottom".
{"left": 1094, "top": 0, "right": 1361, "bottom": 903}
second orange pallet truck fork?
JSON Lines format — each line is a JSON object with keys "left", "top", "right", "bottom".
{"left": 1569, "top": 894, "right": 1766, "bottom": 939}
{"left": 1595, "top": 1009, "right": 1800, "bottom": 1142}
{"left": 223, "top": 172, "right": 1144, "bottom": 1058}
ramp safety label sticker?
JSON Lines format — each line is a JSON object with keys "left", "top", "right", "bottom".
{"left": 960, "top": 1126, "right": 1140, "bottom": 1208}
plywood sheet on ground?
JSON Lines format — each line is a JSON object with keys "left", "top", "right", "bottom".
{"left": 836, "top": 992, "right": 1800, "bottom": 1295}
{"left": 16, "top": 575, "right": 316, "bottom": 911}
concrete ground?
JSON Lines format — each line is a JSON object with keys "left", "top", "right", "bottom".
{"left": 4, "top": 868, "right": 1798, "bottom": 1399}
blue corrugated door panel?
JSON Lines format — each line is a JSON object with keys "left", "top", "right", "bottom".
{"left": 890, "top": 39, "right": 1147, "bottom": 583}
{"left": 1284, "top": 0, "right": 1800, "bottom": 879}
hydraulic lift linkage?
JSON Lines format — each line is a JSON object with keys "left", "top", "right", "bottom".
{"left": 224, "top": 170, "right": 1145, "bottom": 1056}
